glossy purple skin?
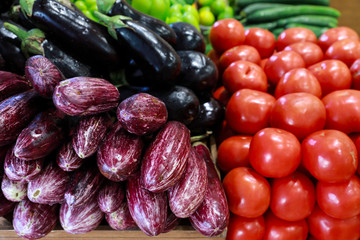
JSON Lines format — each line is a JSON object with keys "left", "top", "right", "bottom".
{"left": 13, "top": 108, "right": 67, "bottom": 161}
{"left": 141, "top": 121, "right": 191, "bottom": 192}
{"left": 105, "top": 201, "right": 137, "bottom": 231}
{"left": 97, "top": 180, "right": 125, "bottom": 213}
{"left": 126, "top": 174, "right": 168, "bottom": 236}
{"left": 73, "top": 113, "right": 113, "bottom": 159}
{"left": 64, "top": 164, "right": 104, "bottom": 207}
{"left": 163, "top": 210, "right": 181, "bottom": 233}
{"left": 27, "top": 161, "right": 69, "bottom": 205}
{"left": 1, "top": 174, "right": 27, "bottom": 202}
{"left": 0, "top": 71, "right": 31, "bottom": 102}
{"left": 56, "top": 140, "right": 84, "bottom": 172}
{"left": 13, "top": 200, "right": 58, "bottom": 239}
{"left": 52, "top": 77, "right": 120, "bottom": 116}
{"left": 60, "top": 196, "right": 104, "bottom": 234}
{"left": 117, "top": 93, "right": 168, "bottom": 136}
{"left": 0, "top": 145, "right": 9, "bottom": 176}
{"left": 189, "top": 144, "right": 229, "bottom": 237}
{"left": 25, "top": 55, "right": 64, "bottom": 98}
{"left": 97, "top": 123, "right": 143, "bottom": 182}
{"left": 168, "top": 147, "right": 208, "bottom": 218}
{"left": 0, "top": 90, "right": 42, "bottom": 146}
{"left": 0, "top": 190, "right": 15, "bottom": 217}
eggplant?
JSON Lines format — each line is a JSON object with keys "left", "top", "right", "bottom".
{"left": 1, "top": 174, "right": 27, "bottom": 202}
{"left": 169, "top": 22, "right": 206, "bottom": 53}
{"left": 95, "top": 12, "right": 181, "bottom": 86}
{"left": 105, "top": 201, "right": 137, "bottom": 230}
{"left": 0, "top": 188, "right": 15, "bottom": 217}
{"left": 97, "top": 0, "right": 176, "bottom": 44}
{"left": 0, "top": 0, "right": 14, "bottom": 13}
{"left": 20, "top": 0, "right": 122, "bottom": 69}
{"left": 0, "top": 71, "right": 31, "bottom": 102}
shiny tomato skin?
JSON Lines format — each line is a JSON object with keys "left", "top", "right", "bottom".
{"left": 226, "top": 214, "right": 265, "bottom": 240}
{"left": 217, "top": 135, "right": 252, "bottom": 173}
{"left": 223, "top": 167, "right": 271, "bottom": 218}
{"left": 308, "top": 59, "right": 352, "bottom": 96}
{"left": 215, "top": 120, "right": 237, "bottom": 145}
{"left": 264, "top": 210, "right": 309, "bottom": 240}
{"left": 284, "top": 41, "right": 324, "bottom": 67}
{"left": 270, "top": 172, "right": 316, "bottom": 222}
{"left": 302, "top": 129, "right": 358, "bottom": 183}
{"left": 264, "top": 50, "right": 306, "bottom": 85}
{"left": 259, "top": 58, "right": 268, "bottom": 70}
{"left": 270, "top": 92, "right": 326, "bottom": 140}
{"left": 318, "top": 26, "right": 359, "bottom": 52}
{"left": 244, "top": 27, "right": 276, "bottom": 59}
{"left": 249, "top": 128, "right": 301, "bottom": 178}
{"left": 207, "top": 48, "right": 221, "bottom": 70}
{"left": 307, "top": 205, "right": 360, "bottom": 240}
{"left": 276, "top": 27, "right": 317, "bottom": 51}
{"left": 325, "top": 38, "right": 360, "bottom": 67}
{"left": 222, "top": 60, "right": 268, "bottom": 93}
{"left": 350, "top": 59, "right": 360, "bottom": 90}
{"left": 219, "top": 45, "right": 261, "bottom": 71}
{"left": 322, "top": 89, "right": 360, "bottom": 134}
{"left": 274, "top": 68, "right": 322, "bottom": 98}
{"left": 209, "top": 19, "right": 245, "bottom": 54}
{"left": 316, "top": 175, "right": 360, "bottom": 220}
{"left": 212, "top": 85, "right": 231, "bottom": 106}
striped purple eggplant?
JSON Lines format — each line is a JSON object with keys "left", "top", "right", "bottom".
{"left": 72, "top": 113, "right": 113, "bottom": 159}
{"left": 1, "top": 174, "right": 27, "bottom": 202}
{"left": 0, "top": 187, "right": 15, "bottom": 217}
{"left": 13, "top": 108, "right": 67, "bottom": 161}
{"left": 168, "top": 147, "right": 208, "bottom": 218}
{"left": 163, "top": 209, "right": 181, "bottom": 233}
{"left": 97, "top": 123, "right": 143, "bottom": 182}
{"left": 60, "top": 196, "right": 104, "bottom": 234}
{"left": 117, "top": 93, "right": 167, "bottom": 136}
{"left": 0, "top": 90, "right": 42, "bottom": 146}
{"left": 56, "top": 140, "right": 84, "bottom": 172}
{"left": 105, "top": 201, "right": 137, "bottom": 231}
{"left": 25, "top": 55, "right": 64, "bottom": 98}
{"left": 97, "top": 180, "right": 125, "bottom": 213}
{"left": 27, "top": 161, "right": 69, "bottom": 205}
{"left": 141, "top": 121, "right": 191, "bottom": 192}
{"left": 52, "top": 77, "right": 120, "bottom": 116}
{"left": 0, "top": 71, "right": 31, "bottom": 102}
{"left": 126, "top": 173, "right": 168, "bottom": 236}
{"left": 0, "top": 145, "right": 9, "bottom": 176}
{"left": 13, "top": 200, "right": 58, "bottom": 239}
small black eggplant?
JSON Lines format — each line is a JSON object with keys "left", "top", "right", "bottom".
{"left": 97, "top": 0, "right": 176, "bottom": 44}
{"left": 169, "top": 22, "right": 206, "bottom": 53}
{"left": 0, "top": 0, "right": 14, "bottom": 13}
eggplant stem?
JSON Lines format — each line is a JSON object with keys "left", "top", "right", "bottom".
{"left": 94, "top": 11, "right": 131, "bottom": 40}
{"left": 96, "top": 0, "right": 116, "bottom": 14}
{"left": 3, "top": 22, "right": 28, "bottom": 41}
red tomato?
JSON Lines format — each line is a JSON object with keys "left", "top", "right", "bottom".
{"left": 325, "top": 39, "right": 360, "bottom": 67}
{"left": 350, "top": 59, "right": 360, "bottom": 90}
{"left": 223, "top": 167, "right": 271, "bottom": 218}
{"left": 276, "top": 27, "right": 317, "bottom": 51}
{"left": 219, "top": 45, "right": 261, "bottom": 71}
{"left": 308, "top": 59, "right": 352, "bottom": 96}
{"left": 209, "top": 19, "right": 245, "bottom": 54}
{"left": 264, "top": 210, "right": 309, "bottom": 240}
{"left": 244, "top": 27, "right": 276, "bottom": 59}
{"left": 217, "top": 135, "right": 252, "bottom": 173}
{"left": 259, "top": 58, "right": 268, "bottom": 70}
{"left": 350, "top": 133, "right": 360, "bottom": 175}
{"left": 213, "top": 85, "right": 231, "bottom": 106}
{"left": 284, "top": 41, "right": 324, "bottom": 67}
{"left": 274, "top": 68, "right": 322, "bottom": 98}
{"left": 307, "top": 205, "right": 360, "bottom": 240}
{"left": 226, "top": 214, "right": 265, "bottom": 240}
{"left": 270, "top": 172, "right": 316, "bottom": 222}
{"left": 249, "top": 128, "right": 301, "bottom": 178}
{"left": 317, "top": 175, "right": 360, "bottom": 220}
{"left": 302, "top": 129, "right": 358, "bottom": 183}
{"left": 222, "top": 60, "right": 268, "bottom": 93}
{"left": 264, "top": 50, "right": 306, "bottom": 86}
{"left": 215, "top": 120, "right": 237, "bottom": 145}
{"left": 207, "top": 48, "right": 221, "bottom": 70}
{"left": 270, "top": 92, "right": 326, "bottom": 140}
{"left": 318, "top": 26, "right": 359, "bottom": 52}
{"left": 225, "top": 89, "right": 276, "bottom": 135}
{"left": 322, "top": 89, "right": 360, "bottom": 134}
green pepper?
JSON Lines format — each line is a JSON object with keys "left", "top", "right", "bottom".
{"left": 166, "top": 3, "right": 200, "bottom": 30}
{"left": 131, "top": 0, "right": 170, "bottom": 21}
{"left": 73, "top": 0, "right": 99, "bottom": 21}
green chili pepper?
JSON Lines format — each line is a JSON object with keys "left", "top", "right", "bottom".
{"left": 131, "top": 0, "right": 170, "bottom": 21}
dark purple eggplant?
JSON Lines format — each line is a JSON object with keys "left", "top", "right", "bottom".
{"left": 97, "top": 0, "right": 176, "bottom": 44}
{"left": 13, "top": 108, "right": 67, "bottom": 161}
{"left": 27, "top": 161, "right": 69, "bottom": 205}
{"left": 126, "top": 173, "right": 168, "bottom": 236}
{"left": 0, "top": 0, "right": 14, "bottom": 13}
{"left": 1, "top": 174, "right": 27, "bottom": 202}
{"left": 13, "top": 200, "right": 58, "bottom": 239}
{"left": 56, "top": 140, "right": 84, "bottom": 172}
{"left": 117, "top": 85, "right": 150, "bottom": 102}
{"left": 169, "top": 22, "right": 206, "bottom": 53}
{"left": 0, "top": 89, "right": 43, "bottom": 147}
{"left": 0, "top": 71, "right": 31, "bottom": 102}
{"left": 60, "top": 196, "right": 104, "bottom": 234}
{"left": 97, "top": 180, "right": 124, "bottom": 214}
{"left": 105, "top": 201, "right": 137, "bottom": 231}
{"left": 20, "top": 0, "right": 122, "bottom": 69}
{"left": 95, "top": 12, "right": 181, "bottom": 86}
{"left": 176, "top": 50, "right": 219, "bottom": 94}
{"left": 97, "top": 123, "right": 144, "bottom": 182}
{"left": 0, "top": 189, "right": 15, "bottom": 217}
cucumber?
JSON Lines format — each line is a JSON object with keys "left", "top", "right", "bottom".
{"left": 239, "top": 3, "right": 290, "bottom": 19}
{"left": 272, "top": 28, "right": 285, "bottom": 39}
{"left": 285, "top": 23, "right": 329, "bottom": 37}
{"left": 247, "top": 5, "right": 340, "bottom": 23}
{"left": 277, "top": 15, "right": 338, "bottom": 28}
{"left": 235, "top": 0, "right": 330, "bottom": 8}
{"left": 243, "top": 21, "right": 278, "bottom": 31}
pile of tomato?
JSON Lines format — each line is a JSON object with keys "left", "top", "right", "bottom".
{"left": 209, "top": 18, "right": 360, "bottom": 240}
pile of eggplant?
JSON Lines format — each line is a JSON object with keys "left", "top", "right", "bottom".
{"left": 0, "top": 0, "right": 228, "bottom": 239}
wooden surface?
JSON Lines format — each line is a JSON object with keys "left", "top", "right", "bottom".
{"left": 330, "top": 0, "right": 360, "bottom": 34}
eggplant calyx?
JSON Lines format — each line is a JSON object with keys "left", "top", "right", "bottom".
{"left": 93, "top": 11, "right": 131, "bottom": 40}
{"left": 19, "top": 0, "right": 34, "bottom": 17}
{"left": 97, "top": 0, "right": 116, "bottom": 14}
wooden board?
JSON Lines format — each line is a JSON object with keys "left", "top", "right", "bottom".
{"left": 330, "top": 0, "right": 360, "bottom": 34}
